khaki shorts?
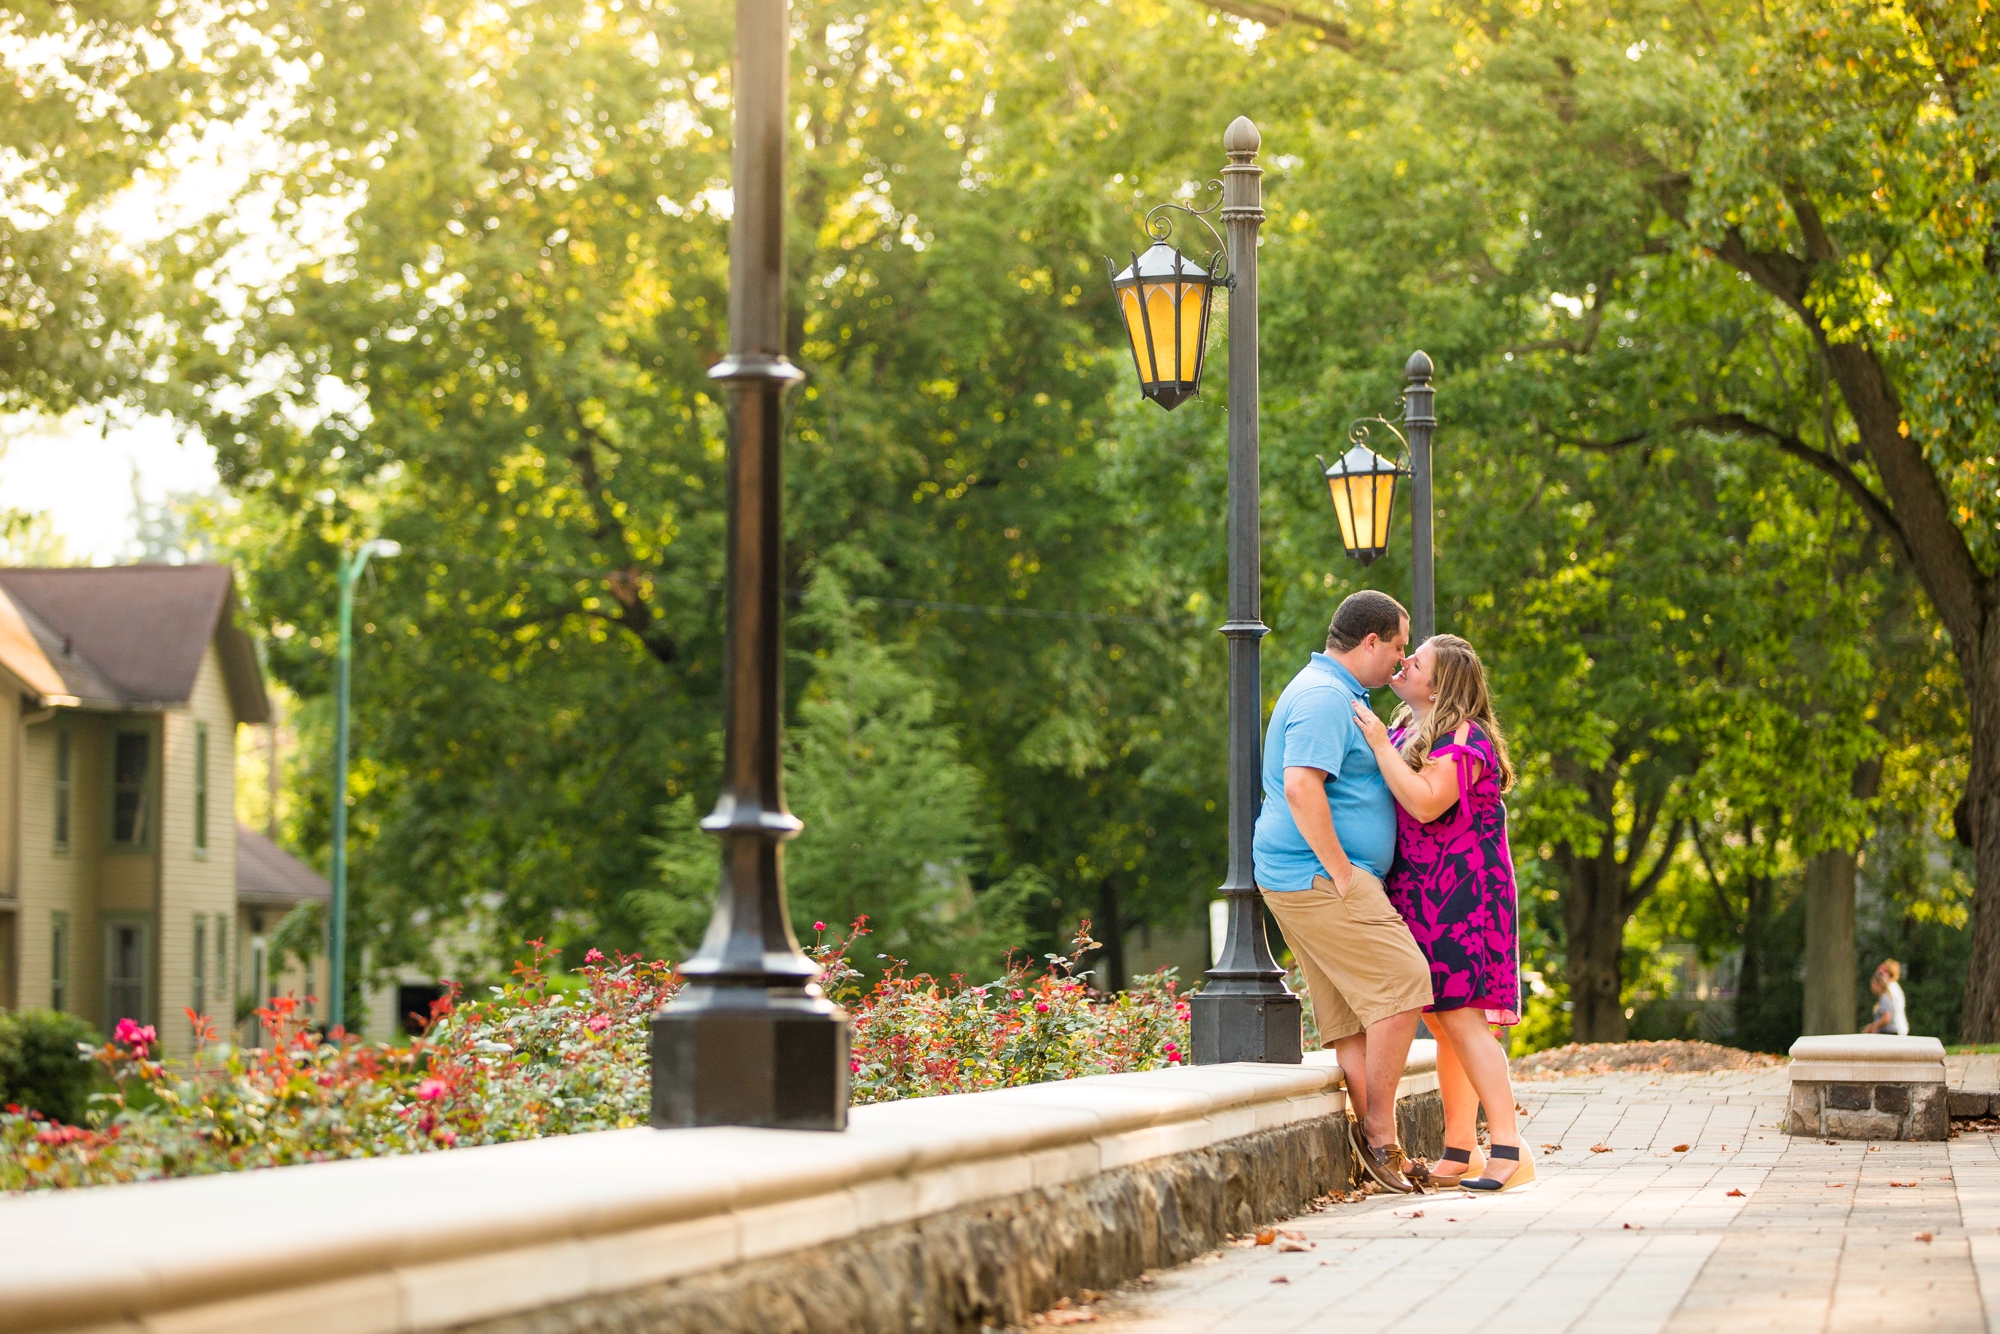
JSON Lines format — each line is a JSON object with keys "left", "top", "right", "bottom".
{"left": 1262, "top": 870, "right": 1433, "bottom": 1044}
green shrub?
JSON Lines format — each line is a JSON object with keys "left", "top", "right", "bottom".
{"left": 0, "top": 1010, "right": 100, "bottom": 1123}
{"left": 2, "top": 925, "right": 1190, "bottom": 1191}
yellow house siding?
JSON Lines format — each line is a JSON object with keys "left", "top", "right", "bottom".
{"left": 18, "top": 710, "right": 107, "bottom": 1030}
{"left": 158, "top": 645, "right": 240, "bottom": 1055}
{"left": 0, "top": 686, "right": 15, "bottom": 1007}
{"left": 235, "top": 906, "right": 326, "bottom": 1047}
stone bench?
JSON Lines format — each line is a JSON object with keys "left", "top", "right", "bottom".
{"left": 1786, "top": 1034, "right": 1948, "bottom": 1141}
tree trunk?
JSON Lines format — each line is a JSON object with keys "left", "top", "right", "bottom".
{"left": 1709, "top": 207, "right": 2000, "bottom": 1037}
{"left": 1803, "top": 757, "right": 1883, "bottom": 1036}
{"left": 1962, "top": 638, "right": 2000, "bottom": 1037}
{"left": 1801, "top": 851, "right": 1857, "bottom": 1035}
{"left": 1558, "top": 847, "right": 1631, "bottom": 1043}
{"left": 1095, "top": 878, "right": 1126, "bottom": 994}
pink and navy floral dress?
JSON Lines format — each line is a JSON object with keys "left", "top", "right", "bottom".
{"left": 1384, "top": 721, "right": 1521, "bottom": 1025}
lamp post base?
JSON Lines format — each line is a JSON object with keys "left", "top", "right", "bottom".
{"left": 650, "top": 986, "right": 850, "bottom": 1131}
{"left": 1189, "top": 989, "right": 1304, "bottom": 1065}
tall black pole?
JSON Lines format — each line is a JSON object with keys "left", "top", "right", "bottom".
{"left": 649, "top": 0, "right": 849, "bottom": 1130}
{"left": 1403, "top": 351, "right": 1436, "bottom": 643}
{"left": 1190, "top": 117, "right": 1304, "bottom": 1067}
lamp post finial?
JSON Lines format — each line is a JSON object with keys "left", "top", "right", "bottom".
{"left": 1224, "top": 116, "right": 1261, "bottom": 157}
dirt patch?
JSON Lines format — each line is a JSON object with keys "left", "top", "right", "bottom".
{"left": 1511, "top": 1040, "right": 1782, "bottom": 1081}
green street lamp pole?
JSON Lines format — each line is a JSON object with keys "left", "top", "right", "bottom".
{"left": 329, "top": 538, "right": 400, "bottom": 1033}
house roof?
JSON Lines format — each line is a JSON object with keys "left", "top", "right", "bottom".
{"left": 236, "top": 824, "right": 331, "bottom": 908}
{"left": 0, "top": 566, "right": 270, "bottom": 722}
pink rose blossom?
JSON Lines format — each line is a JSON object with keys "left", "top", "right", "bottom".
{"left": 417, "top": 1079, "right": 448, "bottom": 1102}
{"left": 112, "top": 1018, "right": 156, "bottom": 1048}
{"left": 813, "top": 922, "right": 827, "bottom": 932}
{"left": 584, "top": 948, "right": 605, "bottom": 963}
{"left": 585, "top": 1014, "right": 612, "bottom": 1034}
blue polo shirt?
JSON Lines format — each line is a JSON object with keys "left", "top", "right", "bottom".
{"left": 1252, "top": 653, "right": 1396, "bottom": 889}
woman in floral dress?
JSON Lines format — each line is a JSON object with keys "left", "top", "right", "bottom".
{"left": 1351, "top": 634, "right": 1530, "bottom": 1193}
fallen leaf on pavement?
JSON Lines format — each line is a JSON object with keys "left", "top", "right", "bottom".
{"left": 1915, "top": 1231, "right": 1935, "bottom": 1243}
{"left": 1276, "top": 1238, "right": 1314, "bottom": 1252}
{"left": 1672, "top": 1144, "right": 1691, "bottom": 1152}
{"left": 1890, "top": 1181, "right": 1917, "bottom": 1188}
{"left": 1254, "top": 1228, "right": 1276, "bottom": 1246}
{"left": 1271, "top": 1276, "right": 1290, "bottom": 1284}
{"left": 1623, "top": 1223, "right": 1645, "bottom": 1230}
{"left": 1277, "top": 1229, "right": 1307, "bottom": 1240}
{"left": 1829, "top": 1182, "right": 1846, "bottom": 1188}
{"left": 1038, "top": 1297, "right": 1099, "bottom": 1326}
{"left": 1541, "top": 1143, "right": 1563, "bottom": 1151}
{"left": 1726, "top": 1189, "right": 1746, "bottom": 1197}
{"left": 1591, "top": 1144, "right": 1613, "bottom": 1153}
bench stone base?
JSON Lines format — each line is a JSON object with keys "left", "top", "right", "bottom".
{"left": 1785, "top": 1079, "right": 1947, "bottom": 1141}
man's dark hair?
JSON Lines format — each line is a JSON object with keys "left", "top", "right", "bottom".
{"left": 1326, "top": 590, "right": 1409, "bottom": 652}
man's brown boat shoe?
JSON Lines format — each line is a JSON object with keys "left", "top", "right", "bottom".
{"left": 1359, "top": 1140, "right": 1419, "bottom": 1193}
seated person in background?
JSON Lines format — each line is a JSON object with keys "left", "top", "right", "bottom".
{"left": 1862, "top": 959, "right": 1909, "bottom": 1036}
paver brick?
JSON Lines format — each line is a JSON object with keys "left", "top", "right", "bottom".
{"left": 1095, "top": 1064, "right": 2000, "bottom": 1333}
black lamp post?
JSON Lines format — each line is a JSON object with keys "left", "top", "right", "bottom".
{"left": 1110, "top": 118, "right": 1302, "bottom": 1066}
{"left": 1322, "top": 353, "right": 1438, "bottom": 641}
{"left": 649, "top": 0, "right": 849, "bottom": 1130}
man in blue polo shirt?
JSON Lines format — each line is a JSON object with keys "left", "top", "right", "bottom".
{"left": 1253, "top": 589, "right": 1431, "bottom": 1193}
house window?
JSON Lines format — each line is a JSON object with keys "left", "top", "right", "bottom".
{"left": 50, "top": 913, "right": 69, "bottom": 1012}
{"left": 215, "top": 915, "right": 230, "bottom": 1024}
{"left": 105, "top": 920, "right": 148, "bottom": 1026}
{"left": 192, "top": 916, "right": 208, "bottom": 1019}
{"left": 53, "top": 727, "right": 71, "bottom": 852}
{"left": 111, "top": 730, "right": 151, "bottom": 849}
{"left": 249, "top": 935, "right": 267, "bottom": 1045}
{"left": 193, "top": 723, "right": 209, "bottom": 854}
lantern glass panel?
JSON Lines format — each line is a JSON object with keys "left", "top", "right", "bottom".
{"left": 1328, "top": 474, "right": 1364, "bottom": 553}
{"left": 1110, "top": 242, "right": 1217, "bottom": 408}
{"left": 1369, "top": 471, "right": 1398, "bottom": 549}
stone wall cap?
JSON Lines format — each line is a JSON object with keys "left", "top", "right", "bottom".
{"left": 1789, "top": 1034, "right": 1946, "bottom": 1062}
{"left": 0, "top": 1057, "right": 1439, "bottom": 1333}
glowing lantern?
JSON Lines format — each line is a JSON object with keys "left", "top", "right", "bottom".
{"left": 1318, "top": 443, "right": 1408, "bottom": 566}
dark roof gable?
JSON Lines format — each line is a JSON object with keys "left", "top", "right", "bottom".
{"left": 236, "top": 824, "right": 331, "bottom": 907}
{"left": 0, "top": 565, "right": 269, "bottom": 721}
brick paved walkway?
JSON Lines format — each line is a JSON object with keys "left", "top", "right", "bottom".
{"left": 1090, "top": 1062, "right": 2000, "bottom": 1333}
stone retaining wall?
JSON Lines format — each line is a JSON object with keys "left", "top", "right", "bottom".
{"left": 3, "top": 1050, "right": 1440, "bottom": 1334}
{"left": 468, "top": 1093, "right": 1442, "bottom": 1334}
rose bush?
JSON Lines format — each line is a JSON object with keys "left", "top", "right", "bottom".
{"left": 1, "top": 923, "right": 1189, "bottom": 1191}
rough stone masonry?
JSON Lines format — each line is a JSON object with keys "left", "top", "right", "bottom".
{"left": 1786, "top": 1034, "right": 1950, "bottom": 1141}
{"left": 458, "top": 1093, "right": 1444, "bottom": 1334}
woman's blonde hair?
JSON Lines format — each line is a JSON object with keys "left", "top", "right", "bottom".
{"left": 1877, "top": 959, "right": 1902, "bottom": 983}
{"left": 1388, "top": 634, "right": 1515, "bottom": 792}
